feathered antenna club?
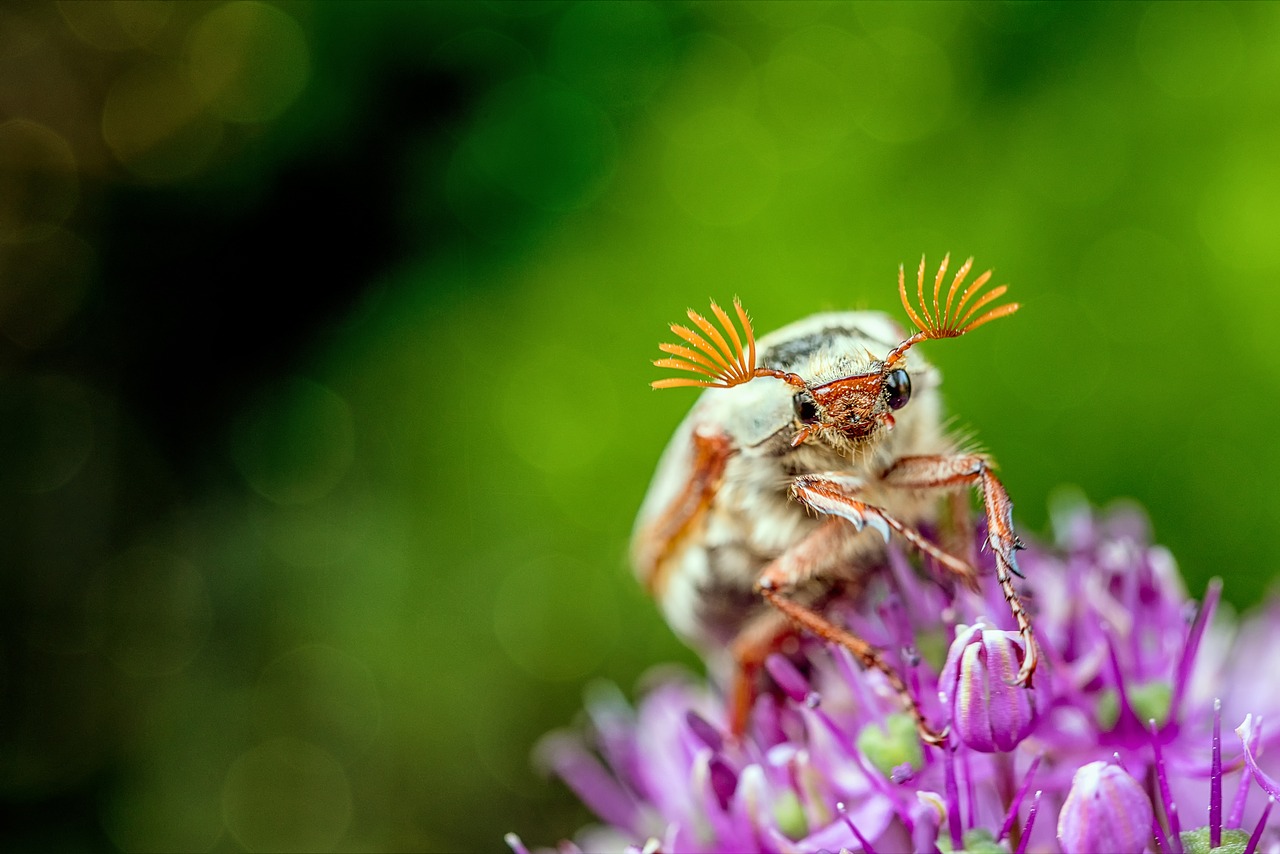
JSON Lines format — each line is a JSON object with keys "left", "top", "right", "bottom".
{"left": 652, "top": 298, "right": 758, "bottom": 389}
{"left": 886, "top": 254, "right": 1019, "bottom": 366}
{"left": 899, "top": 253, "right": 1019, "bottom": 340}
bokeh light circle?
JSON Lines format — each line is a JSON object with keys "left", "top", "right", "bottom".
{"left": 229, "top": 378, "right": 356, "bottom": 506}
{"left": 1137, "top": 2, "right": 1242, "bottom": 99}
{"left": 759, "top": 25, "right": 867, "bottom": 166}
{"left": 251, "top": 645, "right": 381, "bottom": 760}
{"left": 1198, "top": 143, "right": 1280, "bottom": 274}
{"left": 550, "top": 0, "right": 673, "bottom": 109}
{"left": 448, "top": 74, "right": 618, "bottom": 224}
{"left": 188, "top": 1, "right": 311, "bottom": 124}
{"left": 500, "top": 342, "right": 618, "bottom": 474}
{"left": 493, "top": 556, "right": 620, "bottom": 682}
{"left": 0, "top": 374, "right": 93, "bottom": 494}
{"left": 222, "top": 738, "right": 352, "bottom": 853}
{"left": 101, "top": 60, "right": 224, "bottom": 182}
{"left": 663, "top": 107, "right": 779, "bottom": 227}
{"left": 86, "top": 546, "right": 213, "bottom": 677}
{"left": 0, "top": 119, "right": 78, "bottom": 243}
{"left": 852, "top": 28, "right": 954, "bottom": 144}
{"left": 57, "top": 0, "right": 172, "bottom": 50}
{"left": 0, "top": 228, "right": 95, "bottom": 348}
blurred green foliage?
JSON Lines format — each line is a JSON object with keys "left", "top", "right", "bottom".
{"left": 3, "top": 1, "right": 1280, "bottom": 852}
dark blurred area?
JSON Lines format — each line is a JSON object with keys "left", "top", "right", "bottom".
{"left": 2, "top": 2, "right": 1279, "bottom": 851}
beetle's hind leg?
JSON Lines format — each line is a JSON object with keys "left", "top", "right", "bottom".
{"left": 727, "top": 610, "right": 797, "bottom": 738}
{"left": 755, "top": 584, "right": 949, "bottom": 747}
{"left": 746, "top": 515, "right": 948, "bottom": 746}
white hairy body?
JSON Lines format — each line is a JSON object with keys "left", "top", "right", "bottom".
{"left": 632, "top": 310, "right": 952, "bottom": 674}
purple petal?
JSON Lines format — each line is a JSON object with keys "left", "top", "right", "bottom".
{"left": 1057, "top": 761, "right": 1153, "bottom": 854}
{"left": 708, "top": 755, "right": 738, "bottom": 811}
{"left": 1238, "top": 715, "right": 1280, "bottom": 798}
{"left": 981, "top": 631, "right": 1038, "bottom": 751}
{"left": 535, "top": 732, "right": 639, "bottom": 830}
{"left": 766, "top": 654, "right": 812, "bottom": 704}
{"left": 685, "top": 710, "right": 723, "bottom": 753}
{"left": 938, "top": 623, "right": 984, "bottom": 710}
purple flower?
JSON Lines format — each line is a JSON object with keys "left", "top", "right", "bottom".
{"left": 512, "top": 501, "right": 1280, "bottom": 853}
{"left": 939, "top": 622, "right": 1039, "bottom": 752}
{"left": 1056, "top": 760, "right": 1152, "bottom": 853}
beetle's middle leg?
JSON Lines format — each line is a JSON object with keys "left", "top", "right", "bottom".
{"left": 748, "top": 516, "right": 948, "bottom": 746}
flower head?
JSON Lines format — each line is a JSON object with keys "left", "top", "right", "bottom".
{"left": 514, "top": 502, "right": 1280, "bottom": 853}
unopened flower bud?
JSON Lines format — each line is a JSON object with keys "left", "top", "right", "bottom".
{"left": 1057, "top": 761, "right": 1153, "bottom": 854}
{"left": 938, "top": 623, "right": 1038, "bottom": 752}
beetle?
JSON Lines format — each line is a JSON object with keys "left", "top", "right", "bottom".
{"left": 630, "top": 255, "right": 1036, "bottom": 744}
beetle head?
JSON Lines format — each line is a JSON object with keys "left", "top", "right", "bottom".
{"left": 651, "top": 255, "right": 1018, "bottom": 450}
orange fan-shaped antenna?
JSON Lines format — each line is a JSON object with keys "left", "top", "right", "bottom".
{"left": 652, "top": 298, "right": 758, "bottom": 390}
{"left": 898, "top": 253, "right": 1019, "bottom": 340}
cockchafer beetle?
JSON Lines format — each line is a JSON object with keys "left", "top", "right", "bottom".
{"left": 631, "top": 255, "right": 1035, "bottom": 745}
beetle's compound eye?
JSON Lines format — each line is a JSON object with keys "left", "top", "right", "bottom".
{"left": 884, "top": 369, "right": 911, "bottom": 410}
{"left": 793, "top": 390, "right": 820, "bottom": 424}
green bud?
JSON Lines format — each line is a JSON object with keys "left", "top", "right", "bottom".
{"left": 1096, "top": 681, "right": 1172, "bottom": 730}
{"left": 937, "top": 827, "right": 1009, "bottom": 853}
{"left": 772, "top": 789, "right": 807, "bottom": 841}
{"left": 856, "top": 713, "right": 924, "bottom": 778}
{"left": 1130, "top": 681, "right": 1172, "bottom": 728}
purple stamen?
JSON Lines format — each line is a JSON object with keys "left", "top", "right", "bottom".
{"left": 1171, "top": 578, "right": 1222, "bottom": 717}
{"left": 1103, "top": 626, "right": 1136, "bottom": 725}
{"left": 505, "top": 833, "right": 532, "bottom": 854}
{"left": 962, "top": 748, "right": 976, "bottom": 829}
{"left": 1014, "top": 790, "right": 1042, "bottom": 854}
{"left": 1150, "top": 718, "right": 1184, "bottom": 849}
{"left": 1229, "top": 760, "right": 1252, "bottom": 829}
{"left": 1152, "top": 811, "right": 1171, "bottom": 854}
{"left": 836, "top": 801, "right": 879, "bottom": 854}
{"left": 765, "top": 654, "right": 812, "bottom": 704}
{"left": 1243, "top": 796, "right": 1275, "bottom": 854}
{"left": 997, "top": 753, "right": 1043, "bottom": 843}
{"left": 1212, "top": 698, "right": 1223, "bottom": 847}
{"left": 944, "top": 745, "right": 963, "bottom": 852}
{"left": 685, "top": 711, "right": 723, "bottom": 753}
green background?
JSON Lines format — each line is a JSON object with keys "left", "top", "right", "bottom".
{"left": 2, "top": 2, "right": 1278, "bottom": 851}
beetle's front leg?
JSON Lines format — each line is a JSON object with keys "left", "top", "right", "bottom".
{"left": 881, "top": 454, "right": 1038, "bottom": 686}
{"left": 748, "top": 517, "right": 948, "bottom": 746}
{"left": 768, "top": 472, "right": 980, "bottom": 592}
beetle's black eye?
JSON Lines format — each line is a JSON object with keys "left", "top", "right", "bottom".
{"left": 884, "top": 369, "right": 911, "bottom": 410}
{"left": 793, "top": 390, "right": 819, "bottom": 423}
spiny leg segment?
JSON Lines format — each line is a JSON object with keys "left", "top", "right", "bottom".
{"left": 749, "top": 513, "right": 952, "bottom": 745}
{"left": 880, "top": 454, "right": 1038, "bottom": 686}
